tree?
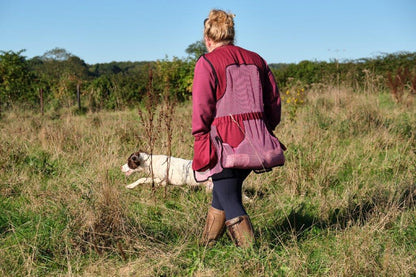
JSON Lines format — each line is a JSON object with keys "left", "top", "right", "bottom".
{"left": 41, "top": 47, "right": 72, "bottom": 61}
{"left": 32, "top": 48, "right": 90, "bottom": 81}
{"left": 29, "top": 48, "right": 91, "bottom": 109}
{"left": 185, "top": 40, "right": 207, "bottom": 60}
{"left": 154, "top": 57, "right": 195, "bottom": 101}
{"left": 0, "top": 50, "right": 36, "bottom": 107}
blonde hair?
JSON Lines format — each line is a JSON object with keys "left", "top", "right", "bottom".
{"left": 204, "top": 9, "right": 235, "bottom": 44}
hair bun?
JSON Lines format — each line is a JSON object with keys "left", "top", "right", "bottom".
{"left": 205, "top": 9, "right": 235, "bottom": 44}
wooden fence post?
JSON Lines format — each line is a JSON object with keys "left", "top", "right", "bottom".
{"left": 77, "top": 83, "right": 81, "bottom": 110}
{"left": 40, "top": 88, "right": 44, "bottom": 116}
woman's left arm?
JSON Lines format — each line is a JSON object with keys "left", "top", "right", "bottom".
{"left": 263, "top": 64, "right": 281, "bottom": 131}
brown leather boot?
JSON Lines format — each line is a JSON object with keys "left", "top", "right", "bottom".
{"left": 225, "top": 215, "right": 254, "bottom": 248}
{"left": 201, "top": 206, "right": 226, "bottom": 247}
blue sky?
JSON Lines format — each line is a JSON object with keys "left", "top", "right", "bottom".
{"left": 1, "top": 0, "right": 415, "bottom": 64}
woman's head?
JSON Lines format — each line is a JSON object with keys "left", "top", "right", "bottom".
{"left": 204, "top": 9, "right": 235, "bottom": 45}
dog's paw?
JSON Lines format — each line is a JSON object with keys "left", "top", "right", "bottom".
{"left": 243, "top": 194, "right": 253, "bottom": 203}
{"left": 206, "top": 179, "right": 213, "bottom": 191}
{"left": 126, "top": 183, "right": 138, "bottom": 189}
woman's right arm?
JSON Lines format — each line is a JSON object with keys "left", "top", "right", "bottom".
{"left": 191, "top": 57, "right": 218, "bottom": 171}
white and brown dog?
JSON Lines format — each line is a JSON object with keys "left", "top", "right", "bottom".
{"left": 121, "top": 152, "right": 213, "bottom": 191}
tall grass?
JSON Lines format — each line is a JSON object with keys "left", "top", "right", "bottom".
{"left": 0, "top": 86, "right": 415, "bottom": 276}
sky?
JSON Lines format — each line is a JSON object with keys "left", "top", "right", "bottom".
{"left": 1, "top": 0, "right": 415, "bottom": 64}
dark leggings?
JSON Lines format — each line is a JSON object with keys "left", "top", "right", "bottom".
{"left": 211, "top": 169, "right": 251, "bottom": 221}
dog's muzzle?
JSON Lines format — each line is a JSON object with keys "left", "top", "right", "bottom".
{"left": 121, "top": 164, "right": 134, "bottom": 176}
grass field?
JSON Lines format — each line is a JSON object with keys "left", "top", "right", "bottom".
{"left": 0, "top": 86, "right": 415, "bottom": 276}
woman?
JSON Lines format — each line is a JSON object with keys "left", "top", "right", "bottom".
{"left": 192, "top": 9, "right": 283, "bottom": 248}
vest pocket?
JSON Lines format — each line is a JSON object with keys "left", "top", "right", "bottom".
{"left": 192, "top": 132, "right": 218, "bottom": 171}
{"left": 215, "top": 119, "right": 245, "bottom": 148}
{"left": 213, "top": 119, "right": 285, "bottom": 170}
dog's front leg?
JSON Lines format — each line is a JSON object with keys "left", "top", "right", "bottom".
{"left": 126, "top": 177, "right": 165, "bottom": 189}
{"left": 126, "top": 177, "right": 154, "bottom": 189}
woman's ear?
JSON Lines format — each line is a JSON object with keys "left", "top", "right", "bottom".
{"left": 204, "top": 36, "right": 213, "bottom": 52}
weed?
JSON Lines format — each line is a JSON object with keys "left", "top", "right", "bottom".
{"left": 0, "top": 86, "right": 415, "bottom": 276}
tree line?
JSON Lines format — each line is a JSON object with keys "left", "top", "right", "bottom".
{"left": 1, "top": 42, "right": 415, "bottom": 114}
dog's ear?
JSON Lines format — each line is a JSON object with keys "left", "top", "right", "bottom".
{"left": 139, "top": 150, "right": 148, "bottom": 155}
{"left": 128, "top": 153, "right": 141, "bottom": 169}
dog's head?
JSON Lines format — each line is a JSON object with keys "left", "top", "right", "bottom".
{"left": 121, "top": 152, "right": 143, "bottom": 176}
{"left": 127, "top": 152, "right": 142, "bottom": 169}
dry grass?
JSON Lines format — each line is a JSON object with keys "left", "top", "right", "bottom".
{"left": 0, "top": 86, "right": 415, "bottom": 276}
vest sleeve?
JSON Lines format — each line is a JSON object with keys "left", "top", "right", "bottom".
{"left": 263, "top": 63, "right": 281, "bottom": 132}
{"left": 191, "top": 57, "right": 218, "bottom": 171}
